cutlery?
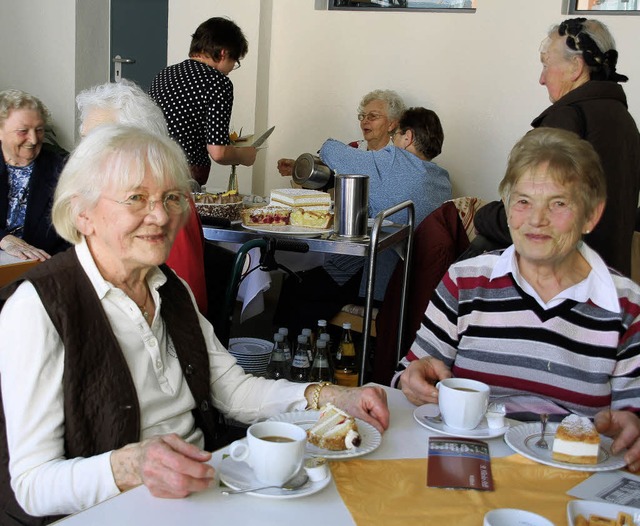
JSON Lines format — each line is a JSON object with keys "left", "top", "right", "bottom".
{"left": 251, "top": 126, "right": 275, "bottom": 148}
{"left": 535, "top": 413, "right": 549, "bottom": 449}
{"left": 221, "top": 472, "right": 309, "bottom": 495}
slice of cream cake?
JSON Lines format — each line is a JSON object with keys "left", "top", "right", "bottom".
{"left": 307, "top": 403, "right": 361, "bottom": 451}
{"left": 551, "top": 414, "right": 600, "bottom": 464}
{"left": 269, "top": 188, "right": 331, "bottom": 210}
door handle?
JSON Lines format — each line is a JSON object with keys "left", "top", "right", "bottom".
{"left": 112, "top": 55, "right": 136, "bottom": 82}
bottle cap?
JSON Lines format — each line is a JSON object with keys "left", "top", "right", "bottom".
{"left": 319, "top": 333, "right": 331, "bottom": 342}
{"left": 343, "top": 322, "right": 352, "bottom": 330}
{"left": 297, "top": 335, "right": 308, "bottom": 344}
{"left": 317, "top": 319, "right": 327, "bottom": 327}
{"left": 316, "top": 340, "right": 327, "bottom": 349}
{"left": 274, "top": 333, "right": 284, "bottom": 342}
{"left": 302, "top": 328, "right": 312, "bottom": 337}
{"left": 278, "top": 327, "right": 289, "bottom": 335}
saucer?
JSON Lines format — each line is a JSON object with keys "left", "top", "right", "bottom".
{"left": 413, "top": 403, "right": 510, "bottom": 439}
{"left": 218, "top": 454, "right": 332, "bottom": 499}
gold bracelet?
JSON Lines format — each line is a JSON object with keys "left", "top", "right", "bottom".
{"left": 311, "top": 382, "right": 332, "bottom": 411}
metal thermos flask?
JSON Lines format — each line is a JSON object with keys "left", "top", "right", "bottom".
{"left": 333, "top": 174, "right": 369, "bottom": 239}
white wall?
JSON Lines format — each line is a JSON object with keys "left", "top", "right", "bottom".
{"left": 168, "top": 0, "right": 640, "bottom": 201}
{"left": 1, "top": 0, "right": 638, "bottom": 202}
{"left": 0, "top": 0, "right": 78, "bottom": 148}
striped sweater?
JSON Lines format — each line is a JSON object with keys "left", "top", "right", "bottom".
{"left": 396, "top": 252, "right": 640, "bottom": 417}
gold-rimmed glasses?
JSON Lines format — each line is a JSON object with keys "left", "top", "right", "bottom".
{"left": 105, "top": 192, "right": 189, "bottom": 215}
{"left": 357, "top": 112, "right": 385, "bottom": 122}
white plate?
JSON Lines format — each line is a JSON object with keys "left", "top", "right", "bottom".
{"left": 241, "top": 224, "right": 332, "bottom": 236}
{"left": 367, "top": 218, "right": 393, "bottom": 228}
{"left": 228, "top": 337, "right": 272, "bottom": 356}
{"left": 413, "top": 403, "right": 510, "bottom": 439}
{"left": 267, "top": 410, "right": 381, "bottom": 459}
{"left": 218, "top": 455, "right": 331, "bottom": 499}
{"left": 567, "top": 500, "right": 640, "bottom": 526}
{"left": 505, "top": 422, "right": 627, "bottom": 472}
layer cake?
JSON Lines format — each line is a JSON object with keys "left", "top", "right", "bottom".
{"left": 551, "top": 414, "right": 600, "bottom": 464}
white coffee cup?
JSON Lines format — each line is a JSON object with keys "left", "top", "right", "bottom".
{"left": 229, "top": 421, "right": 307, "bottom": 486}
{"left": 484, "top": 508, "right": 555, "bottom": 526}
{"left": 436, "top": 378, "right": 490, "bottom": 430}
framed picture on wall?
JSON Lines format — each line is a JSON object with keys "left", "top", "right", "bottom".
{"left": 568, "top": 0, "right": 640, "bottom": 14}
{"left": 328, "top": 1, "right": 476, "bottom": 12}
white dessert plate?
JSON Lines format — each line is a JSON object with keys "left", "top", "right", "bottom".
{"left": 413, "top": 403, "right": 510, "bottom": 439}
{"left": 267, "top": 410, "right": 381, "bottom": 459}
{"left": 367, "top": 218, "right": 393, "bottom": 228}
{"left": 218, "top": 454, "right": 331, "bottom": 499}
{"left": 505, "top": 422, "right": 627, "bottom": 472}
{"left": 241, "top": 224, "right": 332, "bottom": 237}
{"left": 567, "top": 500, "right": 640, "bottom": 526}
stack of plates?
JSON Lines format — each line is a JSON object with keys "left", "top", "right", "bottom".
{"left": 228, "top": 337, "right": 273, "bottom": 376}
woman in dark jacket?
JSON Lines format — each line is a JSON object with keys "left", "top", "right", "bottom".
{"left": 0, "top": 89, "right": 68, "bottom": 260}
{"left": 473, "top": 18, "right": 640, "bottom": 276}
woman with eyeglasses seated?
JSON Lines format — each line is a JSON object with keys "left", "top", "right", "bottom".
{"left": 396, "top": 127, "right": 640, "bottom": 471}
{"left": 274, "top": 107, "right": 451, "bottom": 339}
{"left": 0, "top": 125, "right": 389, "bottom": 524}
{"left": 470, "top": 18, "right": 640, "bottom": 277}
{"left": 277, "top": 89, "right": 405, "bottom": 176}
{"left": 0, "top": 89, "right": 68, "bottom": 261}
{"left": 149, "top": 17, "right": 257, "bottom": 186}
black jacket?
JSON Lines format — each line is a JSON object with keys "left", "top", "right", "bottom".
{"left": 474, "top": 81, "right": 640, "bottom": 276}
{"left": 0, "top": 146, "right": 68, "bottom": 254}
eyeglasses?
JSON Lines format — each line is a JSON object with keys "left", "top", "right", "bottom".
{"left": 233, "top": 60, "right": 241, "bottom": 71}
{"left": 106, "top": 192, "right": 189, "bottom": 215}
{"left": 357, "top": 112, "right": 385, "bottom": 122}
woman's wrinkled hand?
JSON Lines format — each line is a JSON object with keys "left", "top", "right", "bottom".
{"left": 595, "top": 409, "right": 640, "bottom": 472}
{"left": 321, "top": 384, "right": 389, "bottom": 434}
{"left": 399, "top": 357, "right": 452, "bottom": 406}
{"left": 277, "top": 158, "right": 295, "bottom": 177}
{"left": 110, "top": 434, "right": 214, "bottom": 498}
{"left": 0, "top": 234, "right": 51, "bottom": 261}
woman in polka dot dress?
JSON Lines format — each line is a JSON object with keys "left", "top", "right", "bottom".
{"left": 149, "top": 17, "right": 257, "bottom": 186}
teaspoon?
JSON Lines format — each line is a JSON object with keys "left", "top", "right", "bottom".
{"left": 221, "top": 472, "right": 309, "bottom": 495}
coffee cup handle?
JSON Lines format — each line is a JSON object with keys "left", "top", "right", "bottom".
{"left": 435, "top": 381, "right": 441, "bottom": 390}
{"left": 229, "top": 440, "right": 250, "bottom": 462}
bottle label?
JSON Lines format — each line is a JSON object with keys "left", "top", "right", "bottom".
{"left": 291, "top": 355, "right": 310, "bottom": 368}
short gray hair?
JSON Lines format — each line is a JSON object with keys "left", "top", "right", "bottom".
{"left": 358, "top": 89, "right": 406, "bottom": 121}
{"left": 0, "top": 89, "right": 50, "bottom": 128}
{"left": 52, "top": 124, "right": 191, "bottom": 244}
{"left": 76, "top": 79, "right": 168, "bottom": 136}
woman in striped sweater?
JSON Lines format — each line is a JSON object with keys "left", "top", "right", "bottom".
{"left": 396, "top": 127, "right": 640, "bottom": 470}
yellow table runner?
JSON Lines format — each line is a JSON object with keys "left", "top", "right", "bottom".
{"left": 330, "top": 454, "right": 591, "bottom": 526}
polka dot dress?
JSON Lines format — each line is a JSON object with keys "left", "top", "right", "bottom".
{"left": 149, "top": 59, "right": 233, "bottom": 167}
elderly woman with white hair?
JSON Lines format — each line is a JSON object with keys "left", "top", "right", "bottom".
{"left": 75, "top": 80, "right": 210, "bottom": 315}
{"left": 0, "top": 89, "right": 68, "bottom": 261}
{"left": 277, "top": 88, "right": 406, "bottom": 176}
{"left": 473, "top": 18, "right": 640, "bottom": 277}
{"left": 0, "top": 125, "right": 389, "bottom": 525}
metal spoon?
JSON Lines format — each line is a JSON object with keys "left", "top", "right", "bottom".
{"left": 535, "top": 413, "right": 549, "bottom": 449}
{"left": 221, "top": 472, "right": 309, "bottom": 495}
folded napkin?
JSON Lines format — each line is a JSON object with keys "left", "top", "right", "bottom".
{"left": 330, "top": 454, "right": 590, "bottom": 526}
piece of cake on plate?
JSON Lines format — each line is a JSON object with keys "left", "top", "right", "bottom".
{"left": 241, "top": 207, "right": 291, "bottom": 226}
{"left": 551, "top": 414, "right": 600, "bottom": 464}
{"left": 290, "top": 208, "right": 333, "bottom": 229}
{"left": 270, "top": 188, "right": 331, "bottom": 211}
{"left": 307, "top": 403, "right": 361, "bottom": 451}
